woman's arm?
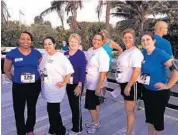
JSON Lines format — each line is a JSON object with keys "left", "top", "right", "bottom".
{"left": 74, "top": 53, "right": 86, "bottom": 96}
{"left": 56, "top": 73, "right": 72, "bottom": 88}
{"left": 155, "top": 59, "right": 178, "bottom": 90}
{"left": 95, "top": 72, "right": 108, "bottom": 96}
{"left": 124, "top": 67, "right": 141, "bottom": 96}
{"left": 78, "top": 52, "right": 87, "bottom": 85}
{"left": 4, "top": 59, "right": 13, "bottom": 80}
{"left": 110, "top": 41, "right": 123, "bottom": 54}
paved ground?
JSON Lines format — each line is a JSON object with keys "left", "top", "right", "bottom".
{"left": 1, "top": 80, "right": 178, "bottom": 135}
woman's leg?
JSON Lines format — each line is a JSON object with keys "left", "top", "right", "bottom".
{"left": 26, "top": 80, "right": 41, "bottom": 133}
{"left": 154, "top": 130, "right": 162, "bottom": 135}
{"left": 89, "top": 105, "right": 100, "bottom": 124}
{"left": 47, "top": 103, "right": 66, "bottom": 135}
{"left": 148, "top": 123, "right": 154, "bottom": 135}
{"left": 12, "top": 83, "right": 26, "bottom": 135}
{"left": 125, "top": 100, "right": 136, "bottom": 135}
{"left": 66, "top": 84, "right": 82, "bottom": 132}
{"left": 152, "top": 90, "right": 170, "bottom": 135}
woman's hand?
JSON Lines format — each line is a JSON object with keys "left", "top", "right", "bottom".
{"left": 154, "top": 82, "right": 170, "bottom": 90}
{"left": 95, "top": 87, "right": 101, "bottom": 96}
{"left": 124, "top": 85, "right": 131, "bottom": 96}
{"left": 74, "top": 85, "right": 81, "bottom": 96}
{"left": 55, "top": 81, "right": 66, "bottom": 88}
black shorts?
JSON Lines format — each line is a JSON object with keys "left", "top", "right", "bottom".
{"left": 142, "top": 88, "right": 170, "bottom": 131}
{"left": 119, "top": 82, "right": 141, "bottom": 101}
{"left": 85, "top": 89, "right": 100, "bottom": 110}
{"left": 1, "top": 59, "right": 5, "bottom": 74}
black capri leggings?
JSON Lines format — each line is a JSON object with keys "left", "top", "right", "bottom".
{"left": 142, "top": 88, "right": 170, "bottom": 131}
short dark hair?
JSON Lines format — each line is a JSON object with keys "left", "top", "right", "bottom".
{"left": 20, "top": 31, "right": 33, "bottom": 41}
{"left": 43, "top": 36, "right": 56, "bottom": 44}
{"left": 94, "top": 33, "right": 104, "bottom": 41}
{"left": 140, "top": 31, "right": 154, "bottom": 40}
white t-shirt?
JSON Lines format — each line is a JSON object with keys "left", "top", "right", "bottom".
{"left": 85, "top": 47, "right": 110, "bottom": 90}
{"left": 39, "top": 52, "right": 74, "bottom": 103}
{"left": 116, "top": 46, "right": 143, "bottom": 83}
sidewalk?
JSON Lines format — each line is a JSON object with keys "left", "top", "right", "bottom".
{"left": 1, "top": 80, "right": 178, "bottom": 135}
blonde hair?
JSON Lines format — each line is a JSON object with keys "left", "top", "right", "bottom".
{"left": 68, "top": 33, "right": 81, "bottom": 44}
{"left": 122, "top": 28, "right": 135, "bottom": 38}
{"left": 99, "top": 29, "right": 109, "bottom": 38}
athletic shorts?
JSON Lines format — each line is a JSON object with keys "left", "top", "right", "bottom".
{"left": 1, "top": 59, "right": 5, "bottom": 74}
{"left": 119, "top": 82, "right": 141, "bottom": 101}
{"left": 85, "top": 89, "right": 100, "bottom": 110}
{"left": 142, "top": 88, "right": 170, "bottom": 131}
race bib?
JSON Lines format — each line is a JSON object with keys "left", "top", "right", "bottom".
{"left": 115, "top": 71, "right": 123, "bottom": 82}
{"left": 137, "top": 73, "right": 150, "bottom": 85}
{"left": 21, "top": 73, "right": 35, "bottom": 83}
{"left": 41, "top": 73, "right": 48, "bottom": 83}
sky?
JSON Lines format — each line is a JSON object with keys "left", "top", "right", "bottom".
{"left": 5, "top": 0, "right": 120, "bottom": 29}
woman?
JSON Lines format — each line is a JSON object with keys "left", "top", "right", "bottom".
{"left": 99, "top": 29, "right": 123, "bottom": 99}
{"left": 85, "top": 33, "right": 110, "bottom": 134}
{"left": 140, "top": 32, "right": 178, "bottom": 135}
{"left": 99, "top": 29, "right": 123, "bottom": 67}
{"left": 4, "top": 31, "right": 41, "bottom": 135}
{"left": 64, "top": 33, "right": 86, "bottom": 135}
{"left": 115, "top": 28, "right": 143, "bottom": 135}
{"left": 39, "top": 37, "right": 74, "bottom": 135}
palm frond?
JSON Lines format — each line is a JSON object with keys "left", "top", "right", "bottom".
{"left": 96, "top": 0, "right": 104, "bottom": 22}
{"left": 1, "top": 0, "right": 10, "bottom": 22}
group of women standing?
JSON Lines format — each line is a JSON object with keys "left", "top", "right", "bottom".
{"left": 3, "top": 21, "right": 178, "bottom": 135}
{"left": 115, "top": 26, "right": 178, "bottom": 135}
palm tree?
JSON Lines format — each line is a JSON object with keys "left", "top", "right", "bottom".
{"left": 96, "top": 0, "right": 111, "bottom": 36}
{"left": 111, "top": 1, "right": 168, "bottom": 35}
{"left": 1, "top": 0, "right": 10, "bottom": 23}
{"left": 34, "top": 16, "right": 43, "bottom": 24}
{"left": 65, "top": 1, "right": 82, "bottom": 32}
{"left": 40, "top": 0, "right": 82, "bottom": 32}
{"left": 40, "top": 1, "right": 65, "bottom": 29}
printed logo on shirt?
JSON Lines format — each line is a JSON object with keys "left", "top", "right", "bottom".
{"left": 47, "top": 59, "right": 53, "bottom": 63}
{"left": 137, "top": 73, "right": 150, "bottom": 85}
{"left": 15, "top": 58, "right": 23, "bottom": 62}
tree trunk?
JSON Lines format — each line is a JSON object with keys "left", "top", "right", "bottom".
{"left": 139, "top": 19, "right": 145, "bottom": 36}
{"left": 72, "top": 10, "right": 77, "bottom": 32}
{"left": 1, "top": 1, "right": 3, "bottom": 22}
{"left": 72, "top": 3, "right": 77, "bottom": 32}
{"left": 59, "top": 13, "right": 64, "bottom": 30}
{"left": 106, "top": 1, "right": 111, "bottom": 37}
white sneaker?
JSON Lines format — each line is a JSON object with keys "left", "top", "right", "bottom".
{"left": 85, "top": 122, "right": 93, "bottom": 128}
{"left": 87, "top": 123, "right": 101, "bottom": 134}
{"left": 68, "top": 130, "right": 82, "bottom": 135}
{"left": 85, "top": 122, "right": 101, "bottom": 128}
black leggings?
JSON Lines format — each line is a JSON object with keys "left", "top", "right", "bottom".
{"left": 12, "top": 80, "right": 41, "bottom": 135}
{"left": 1, "top": 59, "right": 4, "bottom": 74}
{"left": 66, "top": 84, "right": 83, "bottom": 132}
{"left": 47, "top": 103, "right": 66, "bottom": 135}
